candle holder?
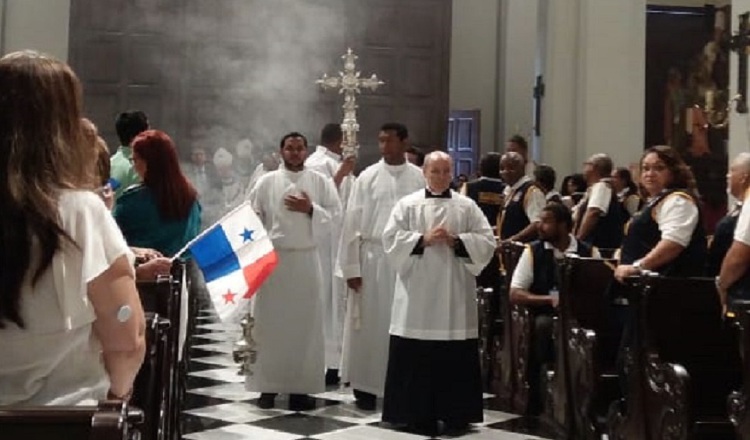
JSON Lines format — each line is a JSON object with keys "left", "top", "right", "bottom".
{"left": 232, "top": 314, "right": 257, "bottom": 376}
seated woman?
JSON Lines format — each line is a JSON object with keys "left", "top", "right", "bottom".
{"left": 614, "top": 145, "right": 707, "bottom": 282}
{"left": 0, "top": 51, "right": 145, "bottom": 405}
{"left": 114, "top": 130, "right": 202, "bottom": 257}
{"left": 611, "top": 166, "right": 642, "bottom": 218}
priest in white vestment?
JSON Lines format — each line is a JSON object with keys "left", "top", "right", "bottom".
{"left": 305, "top": 123, "right": 356, "bottom": 385}
{"left": 381, "top": 151, "right": 495, "bottom": 436}
{"left": 337, "top": 123, "right": 424, "bottom": 410}
{"left": 247, "top": 132, "right": 341, "bottom": 411}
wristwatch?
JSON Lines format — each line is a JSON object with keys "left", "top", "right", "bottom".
{"left": 633, "top": 260, "right": 643, "bottom": 271}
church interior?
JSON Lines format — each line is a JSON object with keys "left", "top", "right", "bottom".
{"left": 1, "top": 0, "right": 750, "bottom": 439}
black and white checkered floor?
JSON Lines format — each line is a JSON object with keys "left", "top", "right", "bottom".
{"left": 183, "top": 308, "right": 555, "bottom": 440}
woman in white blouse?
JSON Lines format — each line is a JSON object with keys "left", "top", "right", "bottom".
{"left": 614, "top": 145, "right": 707, "bottom": 282}
{"left": 0, "top": 51, "right": 145, "bottom": 405}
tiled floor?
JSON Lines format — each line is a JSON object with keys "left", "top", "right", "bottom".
{"left": 182, "top": 309, "right": 554, "bottom": 440}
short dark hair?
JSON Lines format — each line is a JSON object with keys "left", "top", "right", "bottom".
{"left": 561, "top": 173, "right": 587, "bottom": 196}
{"left": 614, "top": 166, "right": 638, "bottom": 194}
{"left": 380, "top": 122, "right": 408, "bottom": 141}
{"left": 406, "top": 145, "right": 426, "bottom": 166}
{"left": 320, "top": 123, "right": 343, "bottom": 146}
{"left": 534, "top": 164, "right": 556, "bottom": 192}
{"left": 280, "top": 131, "right": 308, "bottom": 149}
{"left": 542, "top": 202, "right": 573, "bottom": 231}
{"left": 479, "top": 152, "right": 501, "bottom": 178}
{"left": 115, "top": 110, "right": 149, "bottom": 146}
{"left": 508, "top": 134, "right": 528, "bottom": 152}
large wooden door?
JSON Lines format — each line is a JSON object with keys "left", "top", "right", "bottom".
{"left": 447, "top": 109, "right": 480, "bottom": 177}
{"left": 68, "top": 0, "right": 451, "bottom": 166}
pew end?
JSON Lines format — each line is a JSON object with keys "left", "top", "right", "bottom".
{"left": 0, "top": 400, "right": 144, "bottom": 440}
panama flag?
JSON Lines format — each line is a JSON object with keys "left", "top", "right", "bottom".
{"left": 177, "top": 201, "right": 278, "bottom": 322}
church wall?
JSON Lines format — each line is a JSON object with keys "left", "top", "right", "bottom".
{"left": 0, "top": 0, "right": 70, "bottom": 61}
{"left": 499, "top": 0, "right": 538, "bottom": 156}
{"left": 449, "top": 0, "right": 500, "bottom": 157}
{"left": 577, "top": 0, "right": 646, "bottom": 171}
{"left": 539, "top": 0, "right": 645, "bottom": 180}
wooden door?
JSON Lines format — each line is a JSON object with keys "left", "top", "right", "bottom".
{"left": 68, "top": 0, "right": 452, "bottom": 167}
{"left": 447, "top": 109, "right": 480, "bottom": 177}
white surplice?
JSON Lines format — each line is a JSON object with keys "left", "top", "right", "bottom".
{"left": 305, "top": 146, "right": 354, "bottom": 369}
{"left": 382, "top": 189, "right": 496, "bottom": 340}
{"left": 337, "top": 159, "right": 424, "bottom": 396}
{"left": 246, "top": 166, "right": 341, "bottom": 394}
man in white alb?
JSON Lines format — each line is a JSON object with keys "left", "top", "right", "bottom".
{"left": 381, "top": 151, "right": 495, "bottom": 435}
{"left": 306, "top": 123, "right": 356, "bottom": 385}
{"left": 247, "top": 132, "right": 341, "bottom": 411}
{"left": 337, "top": 122, "right": 424, "bottom": 410}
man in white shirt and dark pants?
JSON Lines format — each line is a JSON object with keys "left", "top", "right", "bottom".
{"left": 381, "top": 151, "right": 496, "bottom": 436}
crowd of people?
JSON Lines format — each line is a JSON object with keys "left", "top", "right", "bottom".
{"left": 2, "top": 50, "right": 750, "bottom": 438}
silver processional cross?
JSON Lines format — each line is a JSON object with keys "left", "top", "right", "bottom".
{"left": 316, "top": 48, "right": 384, "bottom": 158}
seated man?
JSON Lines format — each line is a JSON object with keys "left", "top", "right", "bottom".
{"left": 509, "top": 203, "right": 599, "bottom": 414}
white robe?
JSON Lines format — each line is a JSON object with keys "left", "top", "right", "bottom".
{"left": 382, "top": 190, "right": 496, "bottom": 340}
{"left": 305, "top": 146, "right": 354, "bottom": 369}
{"left": 337, "top": 159, "right": 424, "bottom": 396}
{"left": 246, "top": 167, "right": 341, "bottom": 394}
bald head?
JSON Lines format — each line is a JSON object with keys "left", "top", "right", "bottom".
{"left": 423, "top": 151, "right": 453, "bottom": 194}
{"left": 500, "top": 152, "right": 526, "bottom": 186}
{"left": 729, "top": 152, "right": 750, "bottom": 199}
{"left": 732, "top": 152, "right": 750, "bottom": 172}
{"left": 424, "top": 150, "right": 452, "bottom": 168}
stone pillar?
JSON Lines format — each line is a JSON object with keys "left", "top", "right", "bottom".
{"left": 729, "top": 0, "right": 750, "bottom": 167}
{"left": 538, "top": 0, "right": 646, "bottom": 178}
{"left": 498, "top": 0, "right": 539, "bottom": 157}
{"left": 1, "top": 0, "right": 70, "bottom": 61}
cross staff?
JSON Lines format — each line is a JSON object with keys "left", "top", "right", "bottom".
{"left": 317, "top": 48, "right": 384, "bottom": 158}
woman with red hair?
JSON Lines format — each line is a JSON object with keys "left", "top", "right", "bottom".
{"left": 114, "top": 130, "right": 202, "bottom": 257}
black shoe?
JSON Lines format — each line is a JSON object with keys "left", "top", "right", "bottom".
{"left": 441, "top": 420, "right": 471, "bottom": 435}
{"left": 257, "top": 393, "right": 276, "bottom": 409}
{"left": 325, "top": 368, "right": 340, "bottom": 386}
{"left": 406, "top": 420, "right": 438, "bottom": 437}
{"left": 353, "top": 389, "right": 376, "bottom": 411}
{"left": 288, "top": 394, "right": 316, "bottom": 411}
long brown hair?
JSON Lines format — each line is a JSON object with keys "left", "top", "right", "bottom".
{"left": 132, "top": 130, "right": 198, "bottom": 220}
{"left": 640, "top": 145, "right": 699, "bottom": 199}
{"left": 0, "top": 51, "right": 92, "bottom": 328}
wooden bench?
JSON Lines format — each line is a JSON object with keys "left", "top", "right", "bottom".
{"left": 492, "top": 241, "right": 529, "bottom": 413}
{"left": 0, "top": 401, "right": 143, "bottom": 440}
{"left": 131, "top": 313, "right": 171, "bottom": 440}
{"left": 608, "top": 275, "right": 742, "bottom": 440}
{"left": 135, "top": 261, "right": 185, "bottom": 440}
{"left": 546, "top": 256, "right": 619, "bottom": 439}
{"left": 728, "top": 304, "right": 750, "bottom": 440}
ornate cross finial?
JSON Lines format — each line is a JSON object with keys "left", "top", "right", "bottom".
{"left": 316, "top": 48, "right": 384, "bottom": 158}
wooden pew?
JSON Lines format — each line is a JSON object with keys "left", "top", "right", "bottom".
{"left": 0, "top": 401, "right": 144, "bottom": 440}
{"left": 493, "top": 241, "right": 529, "bottom": 413}
{"left": 135, "top": 261, "right": 185, "bottom": 440}
{"left": 608, "top": 275, "right": 742, "bottom": 440}
{"left": 728, "top": 305, "right": 750, "bottom": 440}
{"left": 547, "top": 256, "right": 619, "bottom": 439}
{"left": 477, "top": 286, "right": 495, "bottom": 391}
{"left": 131, "top": 313, "right": 171, "bottom": 440}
